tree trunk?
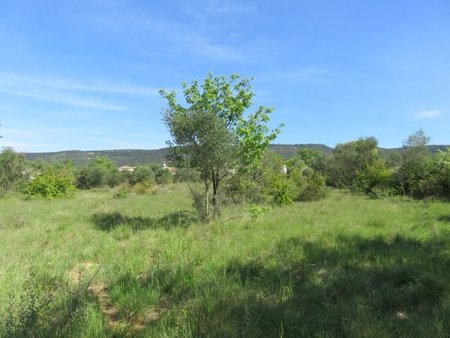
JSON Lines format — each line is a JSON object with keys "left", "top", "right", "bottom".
{"left": 204, "top": 182, "right": 209, "bottom": 219}
{"left": 212, "top": 169, "right": 219, "bottom": 207}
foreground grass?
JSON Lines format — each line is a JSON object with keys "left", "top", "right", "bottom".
{"left": 0, "top": 185, "right": 449, "bottom": 337}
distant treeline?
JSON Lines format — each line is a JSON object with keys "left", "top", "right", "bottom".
{"left": 22, "top": 144, "right": 450, "bottom": 166}
{"left": 1, "top": 132, "right": 450, "bottom": 201}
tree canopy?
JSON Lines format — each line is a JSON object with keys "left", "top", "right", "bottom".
{"left": 160, "top": 73, "right": 281, "bottom": 219}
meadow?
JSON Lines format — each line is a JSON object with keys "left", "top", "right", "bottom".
{"left": 0, "top": 184, "right": 449, "bottom": 337}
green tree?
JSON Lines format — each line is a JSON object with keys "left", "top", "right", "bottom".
{"left": 431, "top": 148, "right": 450, "bottom": 197}
{"left": 288, "top": 147, "right": 327, "bottom": 174}
{"left": 325, "top": 137, "right": 392, "bottom": 195}
{"left": 76, "top": 156, "right": 124, "bottom": 189}
{"left": 286, "top": 150, "right": 329, "bottom": 202}
{"left": 161, "top": 73, "right": 281, "bottom": 219}
{"left": 327, "top": 137, "right": 378, "bottom": 188}
{"left": 128, "top": 165, "right": 156, "bottom": 185}
{"left": 155, "top": 167, "right": 173, "bottom": 185}
{"left": 395, "top": 129, "right": 432, "bottom": 197}
{"left": 0, "top": 147, "right": 26, "bottom": 196}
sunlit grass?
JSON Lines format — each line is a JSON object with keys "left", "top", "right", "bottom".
{"left": 1, "top": 186, "right": 449, "bottom": 337}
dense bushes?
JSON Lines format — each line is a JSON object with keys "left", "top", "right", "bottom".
{"left": 76, "top": 156, "right": 125, "bottom": 189}
{"left": 394, "top": 148, "right": 450, "bottom": 199}
{"left": 24, "top": 170, "right": 76, "bottom": 199}
{"left": 322, "top": 131, "right": 449, "bottom": 200}
{"left": 128, "top": 165, "right": 155, "bottom": 186}
{"left": 326, "top": 137, "right": 393, "bottom": 195}
{"left": 2, "top": 131, "right": 448, "bottom": 203}
{"left": 391, "top": 130, "right": 450, "bottom": 199}
{"left": 230, "top": 150, "right": 329, "bottom": 206}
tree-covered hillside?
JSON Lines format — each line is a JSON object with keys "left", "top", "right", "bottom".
{"left": 23, "top": 144, "right": 449, "bottom": 166}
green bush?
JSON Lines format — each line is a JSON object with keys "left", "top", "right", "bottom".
{"left": 248, "top": 204, "right": 271, "bottom": 219}
{"left": 24, "top": 171, "right": 76, "bottom": 199}
{"left": 113, "top": 185, "right": 130, "bottom": 199}
{"left": 131, "top": 181, "right": 155, "bottom": 194}
{"left": 272, "top": 179, "right": 295, "bottom": 205}
{"left": 326, "top": 137, "right": 382, "bottom": 189}
{"left": 128, "top": 166, "right": 155, "bottom": 185}
{"left": 76, "top": 156, "right": 125, "bottom": 189}
{"left": 190, "top": 188, "right": 212, "bottom": 222}
{"left": 355, "top": 158, "right": 393, "bottom": 195}
{"left": 0, "top": 147, "right": 26, "bottom": 196}
{"left": 223, "top": 173, "right": 266, "bottom": 204}
{"left": 1, "top": 270, "right": 91, "bottom": 337}
{"left": 297, "top": 170, "right": 329, "bottom": 201}
{"left": 155, "top": 168, "right": 173, "bottom": 185}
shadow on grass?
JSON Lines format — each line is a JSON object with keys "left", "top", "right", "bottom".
{"left": 437, "top": 214, "right": 450, "bottom": 223}
{"left": 183, "top": 235, "right": 450, "bottom": 337}
{"left": 91, "top": 210, "right": 196, "bottom": 231}
{"left": 99, "top": 233, "right": 450, "bottom": 337}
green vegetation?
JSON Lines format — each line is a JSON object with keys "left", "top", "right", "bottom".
{"left": 0, "top": 186, "right": 449, "bottom": 337}
{"left": 22, "top": 144, "right": 450, "bottom": 167}
{"left": 161, "top": 73, "right": 281, "bottom": 219}
{"left": 1, "top": 78, "right": 449, "bottom": 337}
{"left": 0, "top": 147, "right": 26, "bottom": 196}
{"left": 25, "top": 149, "right": 170, "bottom": 167}
{"left": 24, "top": 170, "right": 76, "bottom": 199}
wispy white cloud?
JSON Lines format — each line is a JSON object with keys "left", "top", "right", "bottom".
{"left": 177, "top": 34, "right": 243, "bottom": 61}
{"left": 0, "top": 73, "right": 159, "bottom": 96}
{"left": 0, "top": 87, "right": 125, "bottom": 111}
{"left": 92, "top": 6, "right": 245, "bottom": 62}
{"left": 0, "top": 73, "right": 159, "bottom": 110}
{"left": 413, "top": 109, "right": 443, "bottom": 120}
{"left": 197, "top": 0, "right": 255, "bottom": 15}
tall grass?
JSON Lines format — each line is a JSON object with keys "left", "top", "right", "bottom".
{"left": 0, "top": 186, "right": 449, "bottom": 337}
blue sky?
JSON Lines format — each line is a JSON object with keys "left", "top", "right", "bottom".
{"left": 1, "top": 0, "right": 449, "bottom": 152}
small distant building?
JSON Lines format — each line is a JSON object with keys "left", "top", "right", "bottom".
{"left": 118, "top": 165, "right": 135, "bottom": 172}
{"left": 162, "top": 163, "right": 176, "bottom": 175}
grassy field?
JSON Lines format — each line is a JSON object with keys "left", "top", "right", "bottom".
{"left": 0, "top": 184, "right": 449, "bottom": 337}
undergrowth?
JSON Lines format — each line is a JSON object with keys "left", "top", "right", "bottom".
{"left": 0, "top": 186, "right": 449, "bottom": 337}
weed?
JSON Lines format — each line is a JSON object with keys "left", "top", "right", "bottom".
{"left": 113, "top": 185, "right": 130, "bottom": 199}
{"left": 248, "top": 204, "right": 271, "bottom": 219}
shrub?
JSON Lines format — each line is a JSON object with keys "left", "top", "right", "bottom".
{"left": 128, "top": 166, "right": 155, "bottom": 185}
{"left": 297, "top": 170, "right": 329, "bottom": 201}
{"left": 190, "top": 187, "right": 214, "bottom": 222}
{"left": 76, "top": 156, "right": 125, "bottom": 189}
{"left": 355, "top": 158, "right": 393, "bottom": 195}
{"left": 272, "top": 179, "right": 295, "bottom": 205}
{"left": 131, "top": 181, "right": 154, "bottom": 194}
{"left": 24, "top": 171, "right": 76, "bottom": 199}
{"left": 326, "top": 137, "right": 381, "bottom": 189}
{"left": 224, "top": 173, "right": 266, "bottom": 204}
{"left": 113, "top": 186, "right": 129, "bottom": 199}
{"left": 1, "top": 270, "right": 92, "bottom": 337}
{"left": 155, "top": 168, "right": 173, "bottom": 185}
{"left": 0, "top": 147, "right": 26, "bottom": 196}
{"left": 394, "top": 129, "right": 432, "bottom": 197}
{"left": 248, "top": 204, "right": 271, "bottom": 219}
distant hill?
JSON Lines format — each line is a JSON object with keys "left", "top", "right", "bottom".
{"left": 25, "top": 149, "right": 169, "bottom": 166}
{"left": 379, "top": 145, "right": 450, "bottom": 157}
{"left": 23, "top": 144, "right": 449, "bottom": 166}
